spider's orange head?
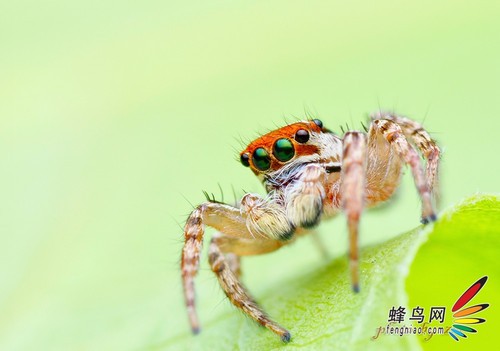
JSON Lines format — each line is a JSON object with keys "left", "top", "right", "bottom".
{"left": 240, "top": 119, "right": 338, "bottom": 176}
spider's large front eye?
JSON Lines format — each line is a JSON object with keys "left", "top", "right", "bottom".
{"left": 273, "top": 138, "right": 294, "bottom": 162}
{"left": 252, "top": 147, "right": 271, "bottom": 171}
{"left": 295, "top": 129, "right": 310, "bottom": 143}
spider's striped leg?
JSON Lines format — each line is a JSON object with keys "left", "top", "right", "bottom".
{"left": 211, "top": 233, "right": 289, "bottom": 256}
{"left": 209, "top": 232, "right": 289, "bottom": 284}
{"left": 225, "top": 253, "right": 241, "bottom": 278}
{"left": 341, "top": 132, "right": 367, "bottom": 293}
{"left": 371, "top": 119, "right": 436, "bottom": 223}
{"left": 182, "top": 196, "right": 292, "bottom": 334}
{"left": 182, "top": 203, "right": 249, "bottom": 334}
{"left": 371, "top": 112, "right": 441, "bottom": 198}
{"left": 210, "top": 233, "right": 288, "bottom": 296}
{"left": 208, "top": 236, "right": 291, "bottom": 342}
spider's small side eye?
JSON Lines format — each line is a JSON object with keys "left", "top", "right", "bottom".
{"left": 295, "top": 129, "right": 310, "bottom": 143}
{"left": 240, "top": 153, "right": 250, "bottom": 167}
{"left": 252, "top": 148, "right": 271, "bottom": 171}
{"left": 312, "top": 119, "right": 323, "bottom": 128}
{"left": 273, "top": 138, "right": 294, "bottom": 162}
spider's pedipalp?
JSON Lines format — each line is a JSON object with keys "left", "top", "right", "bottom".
{"left": 284, "top": 163, "right": 327, "bottom": 229}
{"left": 340, "top": 132, "right": 367, "bottom": 292}
{"left": 241, "top": 193, "right": 295, "bottom": 240}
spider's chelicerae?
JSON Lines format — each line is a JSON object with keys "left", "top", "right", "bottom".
{"left": 181, "top": 112, "right": 440, "bottom": 342}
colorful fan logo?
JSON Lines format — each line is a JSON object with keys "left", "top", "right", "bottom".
{"left": 448, "top": 276, "right": 489, "bottom": 341}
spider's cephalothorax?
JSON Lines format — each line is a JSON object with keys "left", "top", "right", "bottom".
{"left": 181, "top": 112, "right": 440, "bottom": 342}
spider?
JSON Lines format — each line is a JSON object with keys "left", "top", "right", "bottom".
{"left": 181, "top": 111, "right": 440, "bottom": 342}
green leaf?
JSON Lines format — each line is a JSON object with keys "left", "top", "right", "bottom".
{"left": 162, "top": 194, "right": 499, "bottom": 351}
{"left": 407, "top": 194, "right": 500, "bottom": 350}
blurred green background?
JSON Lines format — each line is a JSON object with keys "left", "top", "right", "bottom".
{"left": 0, "top": 0, "right": 499, "bottom": 350}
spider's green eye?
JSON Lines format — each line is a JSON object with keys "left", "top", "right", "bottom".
{"left": 295, "top": 129, "right": 310, "bottom": 143}
{"left": 240, "top": 153, "right": 250, "bottom": 167}
{"left": 273, "top": 138, "right": 294, "bottom": 162}
{"left": 252, "top": 147, "right": 271, "bottom": 171}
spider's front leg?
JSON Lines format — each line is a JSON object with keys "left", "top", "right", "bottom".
{"left": 340, "top": 132, "right": 367, "bottom": 293}
{"left": 181, "top": 194, "right": 293, "bottom": 339}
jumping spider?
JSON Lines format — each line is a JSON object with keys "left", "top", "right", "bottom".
{"left": 181, "top": 112, "right": 440, "bottom": 342}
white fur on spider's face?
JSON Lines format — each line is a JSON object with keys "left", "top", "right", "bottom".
{"left": 309, "top": 129, "right": 343, "bottom": 169}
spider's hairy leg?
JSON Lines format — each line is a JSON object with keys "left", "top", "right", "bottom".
{"left": 371, "top": 112, "right": 441, "bottom": 198}
{"left": 212, "top": 232, "right": 288, "bottom": 286}
{"left": 341, "top": 132, "right": 367, "bottom": 293}
{"left": 284, "top": 163, "right": 327, "bottom": 229}
{"left": 181, "top": 202, "right": 251, "bottom": 334}
{"left": 182, "top": 206, "right": 204, "bottom": 334}
{"left": 371, "top": 119, "right": 436, "bottom": 223}
{"left": 212, "top": 233, "right": 289, "bottom": 256}
{"left": 211, "top": 233, "right": 288, "bottom": 279}
{"left": 181, "top": 196, "right": 292, "bottom": 334}
{"left": 208, "top": 237, "right": 291, "bottom": 342}
{"left": 225, "top": 252, "right": 241, "bottom": 278}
